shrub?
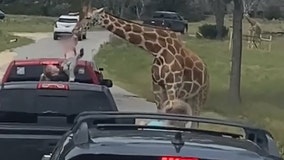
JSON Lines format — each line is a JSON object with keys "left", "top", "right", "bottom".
{"left": 198, "top": 24, "right": 229, "bottom": 39}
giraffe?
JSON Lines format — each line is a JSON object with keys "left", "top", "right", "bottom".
{"left": 91, "top": 8, "right": 209, "bottom": 128}
{"left": 72, "top": 0, "right": 93, "bottom": 39}
{"left": 244, "top": 13, "right": 262, "bottom": 49}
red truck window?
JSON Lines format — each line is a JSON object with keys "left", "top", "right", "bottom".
{"left": 5, "top": 64, "right": 96, "bottom": 84}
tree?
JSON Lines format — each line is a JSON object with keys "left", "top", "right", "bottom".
{"left": 229, "top": 0, "right": 243, "bottom": 104}
{"left": 212, "top": 0, "right": 227, "bottom": 40}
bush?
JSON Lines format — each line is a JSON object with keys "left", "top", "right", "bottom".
{"left": 47, "top": 3, "right": 71, "bottom": 17}
{"left": 264, "top": 6, "right": 282, "bottom": 20}
{"left": 198, "top": 24, "right": 229, "bottom": 39}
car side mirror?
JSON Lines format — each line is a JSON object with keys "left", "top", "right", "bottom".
{"left": 101, "top": 79, "right": 113, "bottom": 88}
{"left": 41, "top": 154, "right": 51, "bottom": 160}
{"left": 99, "top": 68, "right": 104, "bottom": 71}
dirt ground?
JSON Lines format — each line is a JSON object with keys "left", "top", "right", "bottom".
{"left": 0, "top": 32, "right": 51, "bottom": 80}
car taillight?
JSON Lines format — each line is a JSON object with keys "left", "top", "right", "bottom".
{"left": 161, "top": 157, "right": 199, "bottom": 160}
{"left": 37, "top": 83, "right": 69, "bottom": 90}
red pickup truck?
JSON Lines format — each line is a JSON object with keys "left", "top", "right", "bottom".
{"left": 1, "top": 58, "right": 113, "bottom": 87}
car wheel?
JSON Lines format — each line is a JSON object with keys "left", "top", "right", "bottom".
{"left": 53, "top": 33, "right": 58, "bottom": 40}
{"left": 181, "top": 26, "right": 187, "bottom": 34}
{"left": 83, "top": 34, "right": 87, "bottom": 40}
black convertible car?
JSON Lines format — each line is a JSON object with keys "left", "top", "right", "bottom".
{"left": 42, "top": 112, "right": 283, "bottom": 160}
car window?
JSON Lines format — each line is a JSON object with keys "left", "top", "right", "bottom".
{"left": 266, "top": 134, "right": 281, "bottom": 157}
{"left": 6, "top": 65, "right": 94, "bottom": 83}
{"left": 58, "top": 18, "right": 78, "bottom": 23}
{"left": 178, "top": 15, "right": 184, "bottom": 20}
{"left": 163, "top": 14, "right": 179, "bottom": 20}
{"left": 0, "top": 89, "right": 116, "bottom": 123}
{"left": 153, "top": 13, "right": 164, "bottom": 18}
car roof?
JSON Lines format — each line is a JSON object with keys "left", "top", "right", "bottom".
{"left": 59, "top": 15, "right": 79, "bottom": 19}
{"left": 58, "top": 112, "right": 281, "bottom": 160}
{"left": 12, "top": 58, "right": 92, "bottom": 66}
{"left": 154, "top": 11, "right": 178, "bottom": 15}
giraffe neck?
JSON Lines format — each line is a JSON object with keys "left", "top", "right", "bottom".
{"left": 99, "top": 12, "right": 181, "bottom": 57}
{"left": 244, "top": 15, "right": 256, "bottom": 26}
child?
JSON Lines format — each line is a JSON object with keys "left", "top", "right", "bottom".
{"left": 146, "top": 99, "right": 192, "bottom": 128}
{"left": 39, "top": 64, "right": 60, "bottom": 81}
{"left": 60, "top": 35, "right": 83, "bottom": 82}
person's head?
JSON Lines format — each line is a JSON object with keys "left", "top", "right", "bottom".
{"left": 161, "top": 99, "right": 192, "bottom": 128}
{"left": 44, "top": 65, "right": 60, "bottom": 77}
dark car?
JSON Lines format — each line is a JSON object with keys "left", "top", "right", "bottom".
{"left": 143, "top": 11, "right": 188, "bottom": 34}
{"left": 0, "top": 10, "right": 5, "bottom": 20}
{"left": 0, "top": 81, "right": 118, "bottom": 160}
{"left": 44, "top": 112, "right": 283, "bottom": 160}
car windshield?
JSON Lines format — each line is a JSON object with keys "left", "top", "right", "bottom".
{"left": 0, "top": 89, "right": 116, "bottom": 123}
{"left": 153, "top": 12, "right": 179, "bottom": 20}
{"left": 58, "top": 18, "right": 78, "bottom": 23}
{"left": 6, "top": 64, "right": 94, "bottom": 83}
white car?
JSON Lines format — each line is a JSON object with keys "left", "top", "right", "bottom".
{"left": 53, "top": 15, "right": 87, "bottom": 41}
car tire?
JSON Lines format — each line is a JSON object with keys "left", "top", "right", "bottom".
{"left": 181, "top": 26, "right": 188, "bottom": 34}
{"left": 83, "top": 33, "right": 87, "bottom": 40}
{"left": 53, "top": 33, "right": 58, "bottom": 40}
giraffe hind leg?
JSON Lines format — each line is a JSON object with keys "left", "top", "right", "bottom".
{"left": 152, "top": 81, "right": 167, "bottom": 112}
{"left": 186, "top": 86, "right": 208, "bottom": 129}
{"left": 185, "top": 96, "right": 200, "bottom": 129}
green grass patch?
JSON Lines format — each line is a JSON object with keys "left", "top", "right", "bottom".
{"left": 0, "top": 31, "right": 33, "bottom": 52}
{"left": 0, "top": 14, "right": 56, "bottom": 32}
{"left": 95, "top": 34, "right": 284, "bottom": 146}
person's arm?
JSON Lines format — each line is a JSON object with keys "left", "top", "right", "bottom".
{"left": 39, "top": 73, "right": 47, "bottom": 81}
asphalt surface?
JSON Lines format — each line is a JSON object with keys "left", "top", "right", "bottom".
{"left": 14, "top": 31, "right": 156, "bottom": 112}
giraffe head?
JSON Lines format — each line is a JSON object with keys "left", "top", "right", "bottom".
{"left": 91, "top": 7, "right": 105, "bottom": 25}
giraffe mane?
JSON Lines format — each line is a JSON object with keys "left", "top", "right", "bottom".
{"left": 104, "top": 11, "right": 175, "bottom": 32}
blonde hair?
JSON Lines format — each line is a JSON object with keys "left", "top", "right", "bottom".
{"left": 162, "top": 99, "right": 192, "bottom": 128}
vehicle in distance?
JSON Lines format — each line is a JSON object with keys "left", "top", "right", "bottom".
{"left": 53, "top": 14, "right": 87, "bottom": 41}
{"left": 0, "top": 81, "right": 118, "bottom": 160}
{"left": 1, "top": 58, "right": 113, "bottom": 88}
{"left": 44, "top": 112, "right": 283, "bottom": 160}
{"left": 0, "top": 10, "right": 5, "bottom": 20}
{"left": 142, "top": 11, "right": 188, "bottom": 34}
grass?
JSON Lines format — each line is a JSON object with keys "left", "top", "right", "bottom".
{"left": 0, "top": 31, "right": 33, "bottom": 52}
{"left": 0, "top": 14, "right": 56, "bottom": 32}
{"left": 95, "top": 16, "right": 284, "bottom": 148}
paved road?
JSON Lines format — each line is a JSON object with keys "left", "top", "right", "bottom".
{"left": 14, "top": 31, "right": 156, "bottom": 112}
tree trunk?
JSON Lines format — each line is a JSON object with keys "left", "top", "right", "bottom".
{"left": 214, "top": 0, "right": 226, "bottom": 40}
{"left": 229, "top": 0, "right": 243, "bottom": 104}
